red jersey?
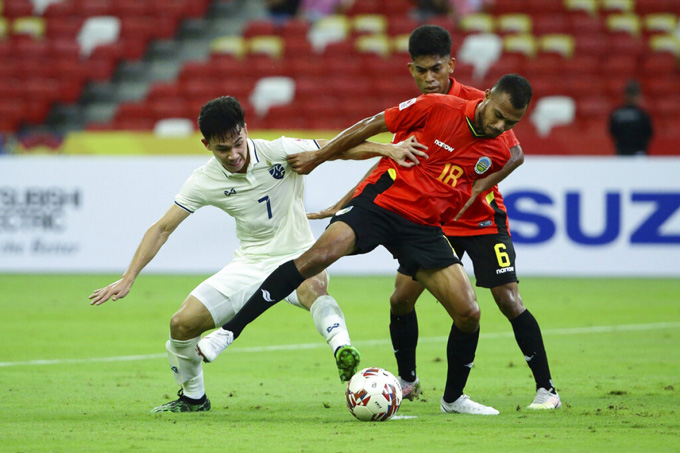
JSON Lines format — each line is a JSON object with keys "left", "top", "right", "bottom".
{"left": 393, "top": 78, "right": 518, "bottom": 236}
{"left": 354, "top": 94, "right": 511, "bottom": 228}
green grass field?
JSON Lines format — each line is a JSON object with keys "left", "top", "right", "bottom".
{"left": 1, "top": 275, "right": 679, "bottom": 452}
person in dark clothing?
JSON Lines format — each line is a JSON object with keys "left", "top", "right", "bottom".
{"left": 609, "top": 80, "right": 653, "bottom": 156}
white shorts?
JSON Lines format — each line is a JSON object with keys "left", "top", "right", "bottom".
{"left": 189, "top": 251, "right": 328, "bottom": 327}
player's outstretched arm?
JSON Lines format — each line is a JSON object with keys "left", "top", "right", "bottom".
{"left": 289, "top": 135, "right": 428, "bottom": 174}
{"left": 454, "top": 144, "right": 524, "bottom": 221}
{"left": 88, "top": 204, "right": 189, "bottom": 306}
{"left": 288, "top": 112, "right": 389, "bottom": 175}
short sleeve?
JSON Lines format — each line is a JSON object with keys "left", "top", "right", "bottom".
{"left": 174, "top": 172, "right": 206, "bottom": 214}
{"left": 384, "top": 96, "right": 434, "bottom": 135}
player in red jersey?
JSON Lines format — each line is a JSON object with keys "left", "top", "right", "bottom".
{"left": 197, "top": 73, "right": 532, "bottom": 415}
{"left": 304, "top": 25, "right": 560, "bottom": 410}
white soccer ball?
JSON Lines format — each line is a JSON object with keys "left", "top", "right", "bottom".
{"left": 345, "top": 367, "right": 402, "bottom": 421}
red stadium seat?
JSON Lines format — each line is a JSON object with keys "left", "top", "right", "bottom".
{"left": 2, "top": 0, "right": 33, "bottom": 18}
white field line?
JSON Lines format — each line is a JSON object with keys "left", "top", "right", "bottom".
{"left": 1, "top": 321, "right": 678, "bottom": 368}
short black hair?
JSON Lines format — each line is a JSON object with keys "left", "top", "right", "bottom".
{"left": 492, "top": 74, "right": 533, "bottom": 110}
{"left": 198, "top": 96, "right": 246, "bottom": 142}
{"left": 408, "top": 25, "right": 452, "bottom": 60}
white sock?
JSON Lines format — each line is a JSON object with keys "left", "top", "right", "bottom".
{"left": 310, "top": 295, "right": 351, "bottom": 353}
{"left": 166, "top": 336, "right": 205, "bottom": 400}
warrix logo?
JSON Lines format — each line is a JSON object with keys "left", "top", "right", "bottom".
{"left": 261, "top": 289, "right": 274, "bottom": 302}
{"left": 326, "top": 323, "right": 340, "bottom": 333}
{"left": 434, "top": 139, "right": 454, "bottom": 152}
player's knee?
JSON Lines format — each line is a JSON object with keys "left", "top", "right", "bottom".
{"left": 454, "top": 303, "right": 480, "bottom": 332}
{"left": 389, "top": 291, "right": 415, "bottom": 315}
{"left": 492, "top": 285, "right": 525, "bottom": 320}
{"left": 169, "top": 312, "right": 196, "bottom": 340}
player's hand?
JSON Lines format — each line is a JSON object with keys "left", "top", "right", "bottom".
{"left": 389, "top": 136, "right": 429, "bottom": 168}
{"left": 88, "top": 279, "right": 132, "bottom": 306}
{"left": 454, "top": 181, "right": 485, "bottom": 221}
{"left": 288, "top": 151, "right": 321, "bottom": 175}
{"left": 307, "top": 205, "right": 340, "bottom": 220}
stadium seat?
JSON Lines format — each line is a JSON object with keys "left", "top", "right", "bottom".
{"left": 248, "top": 35, "right": 284, "bottom": 59}
{"left": 606, "top": 13, "right": 642, "bottom": 36}
{"left": 496, "top": 14, "right": 532, "bottom": 34}
{"left": 600, "top": 0, "right": 635, "bottom": 14}
{"left": 503, "top": 33, "right": 537, "bottom": 57}
{"left": 2, "top": 0, "right": 34, "bottom": 18}
{"left": 249, "top": 76, "right": 295, "bottom": 118}
{"left": 459, "top": 13, "right": 495, "bottom": 34}
{"left": 11, "top": 17, "right": 45, "bottom": 39}
{"left": 457, "top": 33, "right": 503, "bottom": 81}
{"left": 643, "top": 13, "right": 677, "bottom": 35}
{"left": 531, "top": 14, "right": 568, "bottom": 35}
{"left": 77, "top": 16, "right": 121, "bottom": 58}
{"left": 539, "top": 34, "right": 575, "bottom": 58}
{"left": 307, "top": 15, "right": 350, "bottom": 53}
{"left": 391, "top": 34, "right": 410, "bottom": 55}
{"left": 242, "top": 20, "right": 276, "bottom": 39}
{"left": 209, "top": 36, "right": 246, "bottom": 58}
{"left": 356, "top": 34, "right": 390, "bottom": 57}
{"left": 564, "top": 0, "right": 598, "bottom": 15}
{"left": 649, "top": 34, "right": 680, "bottom": 56}
{"left": 30, "top": 0, "right": 63, "bottom": 14}
{"left": 530, "top": 96, "right": 576, "bottom": 136}
{"left": 153, "top": 118, "right": 194, "bottom": 137}
{"left": 352, "top": 14, "right": 387, "bottom": 35}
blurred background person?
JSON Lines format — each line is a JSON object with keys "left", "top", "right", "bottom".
{"left": 266, "top": 0, "right": 301, "bottom": 23}
{"left": 609, "top": 80, "right": 654, "bottom": 156}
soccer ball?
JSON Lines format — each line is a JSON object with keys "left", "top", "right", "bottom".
{"left": 345, "top": 367, "right": 402, "bottom": 421}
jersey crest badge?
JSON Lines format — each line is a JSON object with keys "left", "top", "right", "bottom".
{"left": 399, "top": 98, "right": 417, "bottom": 111}
{"left": 268, "top": 164, "right": 286, "bottom": 179}
{"left": 224, "top": 188, "right": 237, "bottom": 196}
{"left": 474, "top": 156, "right": 492, "bottom": 174}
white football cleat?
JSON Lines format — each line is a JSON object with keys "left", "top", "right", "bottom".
{"left": 440, "top": 395, "right": 499, "bottom": 415}
{"left": 197, "top": 328, "right": 234, "bottom": 363}
{"left": 527, "top": 388, "right": 562, "bottom": 410}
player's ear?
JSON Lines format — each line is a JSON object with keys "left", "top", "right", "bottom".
{"left": 407, "top": 62, "right": 416, "bottom": 77}
{"left": 448, "top": 57, "right": 456, "bottom": 73}
{"left": 201, "top": 137, "right": 210, "bottom": 151}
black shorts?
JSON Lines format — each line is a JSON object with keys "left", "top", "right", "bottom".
{"left": 448, "top": 233, "right": 518, "bottom": 288}
{"left": 329, "top": 195, "right": 460, "bottom": 277}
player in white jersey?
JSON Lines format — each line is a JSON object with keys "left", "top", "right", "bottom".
{"left": 88, "top": 96, "right": 427, "bottom": 413}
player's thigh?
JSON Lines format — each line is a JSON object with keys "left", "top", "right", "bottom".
{"left": 415, "top": 264, "right": 479, "bottom": 328}
{"left": 296, "top": 270, "right": 330, "bottom": 310}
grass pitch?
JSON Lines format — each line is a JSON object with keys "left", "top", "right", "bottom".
{"left": 1, "top": 274, "right": 679, "bottom": 452}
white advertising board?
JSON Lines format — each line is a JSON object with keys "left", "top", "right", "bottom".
{"left": 1, "top": 155, "right": 679, "bottom": 276}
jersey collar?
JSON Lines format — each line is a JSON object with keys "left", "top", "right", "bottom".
{"left": 464, "top": 99, "right": 485, "bottom": 138}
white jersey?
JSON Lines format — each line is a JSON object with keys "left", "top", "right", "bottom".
{"left": 175, "top": 136, "right": 320, "bottom": 260}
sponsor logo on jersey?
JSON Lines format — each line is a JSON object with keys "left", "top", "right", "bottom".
{"left": 224, "top": 188, "right": 236, "bottom": 196}
{"left": 399, "top": 98, "right": 417, "bottom": 110}
{"left": 434, "top": 139, "right": 454, "bottom": 152}
{"left": 478, "top": 220, "right": 492, "bottom": 228}
{"left": 335, "top": 206, "right": 353, "bottom": 216}
{"left": 474, "top": 156, "right": 492, "bottom": 174}
{"left": 268, "top": 164, "right": 286, "bottom": 179}
{"left": 496, "top": 266, "right": 515, "bottom": 274}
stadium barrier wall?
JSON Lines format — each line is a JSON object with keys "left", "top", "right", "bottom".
{"left": 1, "top": 155, "right": 679, "bottom": 277}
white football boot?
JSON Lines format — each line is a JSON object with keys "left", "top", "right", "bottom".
{"left": 197, "top": 328, "right": 234, "bottom": 363}
{"left": 440, "top": 395, "right": 500, "bottom": 415}
{"left": 527, "top": 388, "right": 562, "bottom": 409}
